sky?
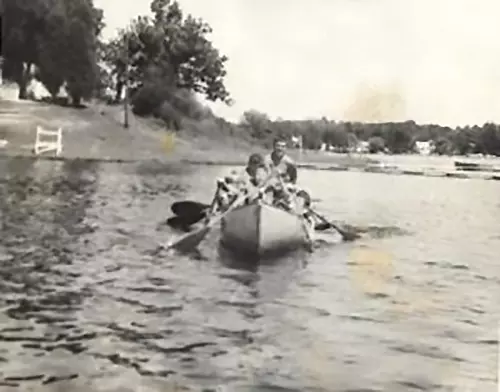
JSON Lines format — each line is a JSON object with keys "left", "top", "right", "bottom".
{"left": 94, "top": 0, "right": 500, "bottom": 126}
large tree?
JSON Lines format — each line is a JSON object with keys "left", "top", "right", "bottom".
{"left": 2, "top": 0, "right": 103, "bottom": 105}
{"left": 101, "top": 0, "right": 231, "bottom": 107}
{"left": 60, "top": 0, "right": 101, "bottom": 105}
{"left": 2, "top": 0, "right": 49, "bottom": 99}
{"left": 34, "top": 2, "right": 67, "bottom": 98}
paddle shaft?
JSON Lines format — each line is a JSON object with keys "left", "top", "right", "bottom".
{"left": 275, "top": 173, "right": 314, "bottom": 249}
{"left": 307, "top": 208, "right": 358, "bottom": 241}
{"left": 165, "top": 192, "right": 247, "bottom": 251}
{"left": 204, "top": 183, "right": 224, "bottom": 223}
{"left": 165, "top": 168, "right": 280, "bottom": 251}
{"left": 170, "top": 167, "right": 256, "bottom": 223}
{"left": 283, "top": 148, "right": 357, "bottom": 242}
{"left": 168, "top": 181, "right": 232, "bottom": 228}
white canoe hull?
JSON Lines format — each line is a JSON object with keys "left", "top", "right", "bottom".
{"left": 220, "top": 201, "right": 308, "bottom": 258}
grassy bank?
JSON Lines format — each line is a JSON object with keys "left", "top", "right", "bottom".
{"left": 0, "top": 99, "right": 376, "bottom": 168}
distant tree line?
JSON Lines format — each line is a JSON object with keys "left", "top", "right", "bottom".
{"left": 239, "top": 111, "right": 500, "bottom": 156}
{"left": 2, "top": 0, "right": 500, "bottom": 156}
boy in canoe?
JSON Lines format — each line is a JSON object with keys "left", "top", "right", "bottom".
{"left": 215, "top": 153, "right": 271, "bottom": 210}
{"left": 215, "top": 152, "right": 317, "bottom": 231}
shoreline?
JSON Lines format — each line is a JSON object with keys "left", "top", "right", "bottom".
{"left": 1, "top": 153, "right": 499, "bottom": 182}
{"left": 1, "top": 99, "right": 499, "bottom": 182}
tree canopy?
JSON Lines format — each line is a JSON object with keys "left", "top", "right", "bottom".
{"left": 100, "top": 0, "right": 231, "bottom": 110}
{"left": 2, "top": 0, "right": 102, "bottom": 104}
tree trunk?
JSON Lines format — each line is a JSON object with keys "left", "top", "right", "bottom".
{"left": 115, "top": 81, "right": 123, "bottom": 103}
{"left": 17, "top": 63, "right": 32, "bottom": 100}
{"left": 18, "top": 82, "right": 28, "bottom": 100}
{"left": 71, "top": 94, "right": 82, "bottom": 107}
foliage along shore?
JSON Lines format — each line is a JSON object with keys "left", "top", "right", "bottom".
{"left": 0, "top": 98, "right": 378, "bottom": 169}
{"left": 2, "top": 0, "right": 500, "bottom": 159}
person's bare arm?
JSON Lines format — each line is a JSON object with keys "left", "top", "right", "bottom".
{"left": 286, "top": 161, "right": 298, "bottom": 184}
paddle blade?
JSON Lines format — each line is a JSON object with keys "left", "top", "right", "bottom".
{"left": 171, "top": 201, "right": 210, "bottom": 217}
{"left": 338, "top": 229, "right": 361, "bottom": 241}
{"left": 330, "top": 222, "right": 361, "bottom": 241}
{"left": 166, "top": 226, "right": 211, "bottom": 252}
{"left": 166, "top": 216, "right": 194, "bottom": 232}
{"left": 167, "top": 211, "right": 205, "bottom": 228}
{"left": 309, "top": 208, "right": 361, "bottom": 241}
{"left": 314, "top": 222, "right": 332, "bottom": 231}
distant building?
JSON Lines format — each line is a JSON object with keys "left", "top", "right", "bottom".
{"left": 356, "top": 140, "right": 369, "bottom": 153}
{"left": 290, "top": 135, "right": 303, "bottom": 149}
{"left": 319, "top": 143, "right": 342, "bottom": 152}
{"left": 415, "top": 140, "right": 433, "bottom": 155}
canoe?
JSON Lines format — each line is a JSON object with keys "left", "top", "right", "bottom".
{"left": 454, "top": 160, "right": 496, "bottom": 172}
{"left": 454, "top": 161, "right": 481, "bottom": 170}
{"left": 219, "top": 200, "right": 310, "bottom": 258}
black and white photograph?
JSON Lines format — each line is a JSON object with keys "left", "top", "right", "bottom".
{"left": 0, "top": 0, "right": 499, "bottom": 391}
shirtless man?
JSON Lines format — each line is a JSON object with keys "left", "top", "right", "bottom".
{"left": 264, "top": 136, "right": 297, "bottom": 184}
{"left": 262, "top": 136, "right": 300, "bottom": 208}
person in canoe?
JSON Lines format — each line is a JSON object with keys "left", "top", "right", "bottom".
{"left": 264, "top": 136, "right": 298, "bottom": 184}
{"left": 263, "top": 136, "right": 302, "bottom": 207}
{"left": 263, "top": 136, "right": 316, "bottom": 226}
{"left": 215, "top": 153, "right": 271, "bottom": 210}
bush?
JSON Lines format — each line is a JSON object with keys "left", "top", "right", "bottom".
{"left": 433, "top": 137, "right": 453, "bottom": 155}
{"left": 168, "top": 89, "right": 208, "bottom": 121}
{"left": 368, "top": 136, "right": 386, "bottom": 153}
{"left": 153, "top": 100, "right": 184, "bottom": 131}
{"left": 131, "top": 83, "right": 169, "bottom": 116}
{"left": 130, "top": 81, "right": 213, "bottom": 126}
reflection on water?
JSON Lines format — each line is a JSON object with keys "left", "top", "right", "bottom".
{"left": 0, "top": 157, "right": 498, "bottom": 391}
{"left": 0, "top": 159, "right": 98, "bottom": 388}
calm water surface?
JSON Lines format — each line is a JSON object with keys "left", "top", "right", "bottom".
{"left": 0, "top": 157, "right": 498, "bottom": 392}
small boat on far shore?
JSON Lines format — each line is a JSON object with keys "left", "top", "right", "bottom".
{"left": 454, "top": 160, "right": 481, "bottom": 170}
{"left": 454, "top": 160, "right": 499, "bottom": 171}
{"left": 220, "top": 200, "right": 310, "bottom": 259}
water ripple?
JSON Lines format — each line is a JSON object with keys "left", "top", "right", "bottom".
{"left": 0, "top": 158, "right": 498, "bottom": 391}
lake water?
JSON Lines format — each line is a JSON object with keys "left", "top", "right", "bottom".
{"left": 0, "top": 157, "right": 498, "bottom": 392}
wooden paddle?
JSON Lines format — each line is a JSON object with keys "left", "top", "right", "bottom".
{"left": 169, "top": 171, "right": 247, "bottom": 225}
{"left": 171, "top": 200, "right": 210, "bottom": 217}
{"left": 164, "top": 192, "right": 247, "bottom": 252}
{"left": 164, "top": 169, "right": 279, "bottom": 252}
{"left": 168, "top": 181, "right": 224, "bottom": 228}
{"left": 167, "top": 187, "right": 220, "bottom": 231}
{"left": 307, "top": 209, "right": 360, "bottom": 241}
{"left": 166, "top": 216, "right": 195, "bottom": 232}
{"left": 275, "top": 174, "right": 315, "bottom": 251}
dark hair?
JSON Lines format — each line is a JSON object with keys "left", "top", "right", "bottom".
{"left": 296, "top": 189, "right": 311, "bottom": 207}
{"left": 273, "top": 136, "right": 287, "bottom": 145}
{"left": 248, "top": 153, "right": 265, "bottom": 166}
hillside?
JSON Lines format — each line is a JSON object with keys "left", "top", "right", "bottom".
{"left": 0, "top": 99, "right": 375, "bottom": 168}
{"left": 0, "top": 99, "right": 257, "bottom": 162}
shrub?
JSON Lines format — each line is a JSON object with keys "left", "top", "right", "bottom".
{"left": 368, "top": 136, "right": 386, "bottom": 153}
{"left": 131, "top": 83, "right": 168, "bottom": 116}
{"left": 153, "top": 100, "right": 183, "bottom": 131}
